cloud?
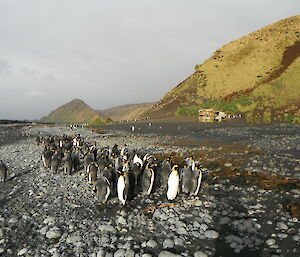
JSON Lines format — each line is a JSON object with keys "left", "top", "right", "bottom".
{"left": 0, "top": 0, "right": 299, "bottom": 119}
{"left": 26, "top": 90, "right": 45, "bottom": 97}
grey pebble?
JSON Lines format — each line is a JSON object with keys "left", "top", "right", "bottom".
{"left": 146, "top": 240, "right": 158, "bottom": 248}
{"left": 114, "top": 249, "right": 126, "bottom": 257}
{"left": 158, "top": 250, "right": 181, "bottom": 257}
{"left": 276, "top": 222, "right": 288, "bottom": 230}
{"left": 97, "top": 249, "right": 105, "bottom": 257}
{"left": 266, "top": 238, "right": 276, "bottom": 246}
{"left": 46, "top": 228, "right": 62, "bottom": 239}
{"left": 66, "top": 235, "right": 82, "bottom": 244}
{"left": 163, "top": 238, "right": 174, "bottom": 249}
{"left": 17, "top": 248, "right": 28, "bottom": 256}
{"left": 204, "top": 230, "right": 219, "bottom": 239}
{"left": 194, "top": 251, "right": 208, "bottom": 257}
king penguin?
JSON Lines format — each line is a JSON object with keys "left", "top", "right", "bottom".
{"left": 190, "top": 165, "right": 202, "bottom": 196}
{"left": 51, "top": 151, "right": 60, "bottom": 174}
{"left": 93, "top": 175, "right": 111, "bottom": 204}
{"left": 161, "top": 158, "right": 172, "bottom": 190}
{"left": 181, "top": 165, "right": 192, "bottom": 194}
{"left": 87, "top": 162, "right": 98, "bottom": 184}
{"left": 117, "top": 171, "right": 130, "bottom": 205}
{"left": 0, "top": 160, "right": 8, "bottom": 182}
{"left": 167, "top": 165, "right": 180, "bottom": 200}
{"left": 141, "top": 163, "right": 155, "bottom": 195}
{"left": 64, "top": 150, "right": 73, "bottom": 175}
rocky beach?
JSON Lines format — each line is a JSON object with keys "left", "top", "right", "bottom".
{"left": 0, "top": 122, "right": 299, "bottom": 257}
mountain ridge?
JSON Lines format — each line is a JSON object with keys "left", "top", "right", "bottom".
{"left": 41, "top": 99, "right": 105, "bottom": 124}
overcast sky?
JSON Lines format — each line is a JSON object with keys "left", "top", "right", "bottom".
{"left": 0, "top": 0, "right": 298, "bottom": 120}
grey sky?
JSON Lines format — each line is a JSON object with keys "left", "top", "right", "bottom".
{"left": 0, "top": 0, "right": 298, "bottom": 120}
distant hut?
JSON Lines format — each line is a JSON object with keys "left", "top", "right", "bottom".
{"left": 198, "top": 109, "right": 215, "bottom": 122}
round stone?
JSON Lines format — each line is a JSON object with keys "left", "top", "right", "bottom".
{"left": 204, "top": 230, "right": 219, "bottom": 239}
{"left": 114, "top": 249, "right": 126, "bottom": 257}
{"left": 17, "top": 248, "right": 28, "bottom": 256}
{"left": 266, "top": 239, "right": 276, "bottom": 246}
{"left": 146, "top": 240, "right": 158, "bottom": 248}
{"left": 163, "top": 238, "right": 174, "bottom": 249}
{"left": 276, "top": 222, "right": 288, "bottom": 230}
{"left": 158, "top": 250, "right": 181, "bottom": 257}
{"left": 46, "top": 228, "right": 62, "bottom": 239}
{"left": 194, "top": 251, "right": 208, "bottom": 257}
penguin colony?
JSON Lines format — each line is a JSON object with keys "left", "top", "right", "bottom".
{"left": 36, "top": 134, "right": 203, "bottom": 205}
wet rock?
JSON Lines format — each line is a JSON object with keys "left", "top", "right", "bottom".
{"left": 46, "top": 227, "right": 62, "bottom": 239}
{"left": 142, "top": 254, "right": 152, "bottom": 257}
{"left": 66, "top": 235, "right": 82, "bottom": 244}
{"left": 200, "top": 224, "right": 208, "bottom": 231}
{"left": 114, "top": 249, "right": 126, "bottom": 257}
{"left": 125, "top": 249, "right": 135, "bottom": 257}
{"left": 219, "top": 216, "right": 231, "bottom": 225}
{"left": 117, "top": 216, "right": 127, "bottom": 225}
{"left": 224, "top": 163, "right": 232, "bottom": 167}
{"left": 43, "top": 216, "right": 56, "bottom": 225}
{"left": 40, "top": 226, "right": 48, "bottom": 235}
{"left": 158, "top": 250, "right": 181, "bottom": 257}
{"left": 97, "top": 249, "right": 105, "bottom": 257}
{"left": 204, "top": 230, "right": 219, "bottom": 239}
{"left": 8, "top": 217, "right": 18, "bottom": 224}
{"left": 292, "top": 235, "right": 300, "bottom": 242}
{"left": 146, "top": 239, "right": 158, "bottom": 248}
{"left": 0, "top": 229, "right": 4, "bottom": 239}
{"left": 17, "top": 248, "right": 28, "bottom": 256}
{"left": 194, "top": 251, "right": 208, "bottom": 257}
{"left": 163, "top": 238, "right": 174, "bottom": 249}
{"left": 0, "top": 248, "right": 4, "bottom": 254}
{"left": 276, "top": 222, "right": 288, "bottom": 230}
{"left": 266, "top": 238, "right": 276, "bottom": 246}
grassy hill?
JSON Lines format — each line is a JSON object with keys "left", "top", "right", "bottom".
{"left": 143, "top": 15, "right": 300, "bottom": 123}
{"left": 42, "top": 99, "right": 106, "bottom": 124}
{"left": 98, "top": 103, "right": 154, "bottom": 121}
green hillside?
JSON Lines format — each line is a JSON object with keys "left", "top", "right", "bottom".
{"left": 143, "top": 15, "right": 300, "bottom": 123}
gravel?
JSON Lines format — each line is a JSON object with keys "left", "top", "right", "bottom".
{"left": 0, "top": 123, "right": 299, "bottom": 257}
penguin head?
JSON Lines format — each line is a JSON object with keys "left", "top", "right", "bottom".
{"left": 172, "top": 165, "right": 179, "bottom": 171}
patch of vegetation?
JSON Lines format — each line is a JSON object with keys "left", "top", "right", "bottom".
{"left": 283, "top": 115, "right": 300, "bottom": 124}
{"left": 176, "top": 96, "right": 255, "bottom": 117}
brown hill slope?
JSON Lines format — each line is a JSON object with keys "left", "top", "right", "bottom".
{"left": 98, "top": 103, "right": 154, "bottom": 121}
{"left": 143, "top": 15, "right": 300, "bottom": 122}
{"left": 42, "top": 99, "right": 104, "bottom": 124}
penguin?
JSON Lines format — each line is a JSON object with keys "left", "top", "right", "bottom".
{"left": 42, "top": 147, "right": 53, "bottom": 169}
{"left": 167, "top": 165, "right": 180, "bottom": 200}
{"left": 0, "top": 160, "right": 8, "bottom": 182}
{"left": 93, "top": 176, "right": 111, "bottom": 204}
{"left": 132, "top": 162, "right": 142, "bottom": 192}
{"left": 72, "top": 147, "right": 81, "bottom": 172}
{"left": 133, "top": 153, "right": 143, "bottom": 167}
{"left": 64, "top": 151, "right": 73, "bottom": 175}
{"left": 117, "top": 171, "right": 130, "bottom": 205}
{"left": 190, "top": 165, "right": 202, "bottom": 196}
{"left": 161, "top": 158, "right": 172, "bottom": 189}
{"left": 87, "top": 162, "right": 98, "bottom": 184}
{"left": 84, "top": 151, "right": 94, "bottom": 173}
{"left": 141, "top": 163, "right": 155, "bottom": 195}
{"left": 51, "top": 151, "right": 60, "bottom": 174}
{"left": 181, "top": 165, "right": 192, "bottom": 194}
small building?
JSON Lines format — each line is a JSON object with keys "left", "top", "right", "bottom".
{"left": 199, "top": 109, "right": 227, "bottom": 122}
{"left": 198, "top": 109, "right": 215, "bottom": 122}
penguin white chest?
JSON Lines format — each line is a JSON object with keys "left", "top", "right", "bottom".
{"left": 117, "top": 175, "right": 126, "bottom": 205}
{"left": 167, "top": 171, "right": 179, "bottom": 200}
